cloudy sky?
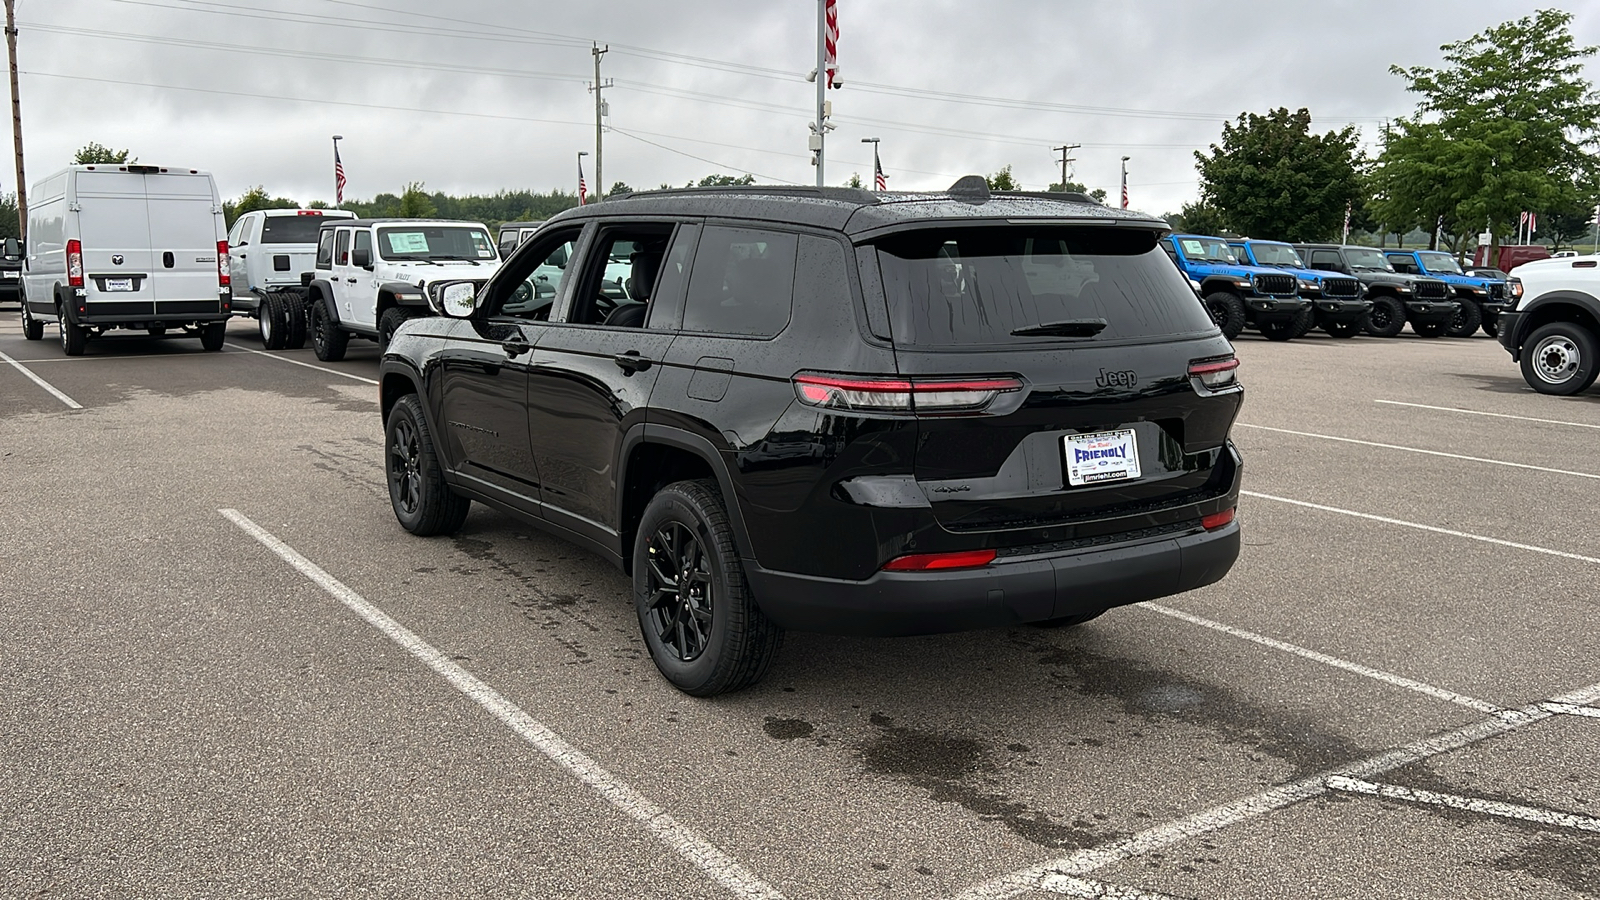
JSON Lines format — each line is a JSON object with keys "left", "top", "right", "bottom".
{"left": 10, "top": 0, "right": 1599, "bottom": 214}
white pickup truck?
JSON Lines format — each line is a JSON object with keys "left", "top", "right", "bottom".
{"left": 305, "top": 218, "right": 501, "bottom": 361}
{"left": 1499, "top": 255, "right": 1600, "bottom": 395}
{"left": 227, "top": 207, "right": 355, "bottom": 349}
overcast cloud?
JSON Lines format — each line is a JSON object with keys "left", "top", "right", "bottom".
{"left": 10, "top": 0, "right": 1599, "bottom": 215}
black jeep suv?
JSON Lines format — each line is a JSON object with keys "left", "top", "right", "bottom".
{"left": 1295, "top": 244, "right": 1457, "bottom": 338}
{"left": 378, "top": 180, "right": 1244, "bottom": 695}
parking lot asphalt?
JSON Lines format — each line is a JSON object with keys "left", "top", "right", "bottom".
{"left": 2, "top": 315, "right": 1596, "bottom": 899}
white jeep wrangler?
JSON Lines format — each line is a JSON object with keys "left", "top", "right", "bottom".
{"left": 1500, "top": 255, "right": 1600, "bottom": 395}
{"left": 227, "top": 207, "right": 355, "bottom": 349}
{"left": 306, "top": 218, "right": 501, "bottom": 360}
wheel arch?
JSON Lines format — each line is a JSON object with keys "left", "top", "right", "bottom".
{"left": 378, "top": 361, "right": 425, "bottom": 425}
{"left": 1515, "top": 291, "right": 1600, "bottom": 350}
{"left": 616, "top": 424, "right": 754, "bottom": 576}
{"left": 307, "top": 279, "right": 340, "bottom": 324}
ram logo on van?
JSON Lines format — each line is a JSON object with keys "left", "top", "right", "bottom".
{"left": 1095, "top": 368, "right": 1139, "bottom": 389}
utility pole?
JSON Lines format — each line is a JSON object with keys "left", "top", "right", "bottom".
{"left": 5, "top": 0, "right": 25, "bottom": 240}
{"left": 1052, "top": 144, "right": 1080, "bottom": 191}
{"left": 589, "top": 44, "right": 610, "bottom": 201}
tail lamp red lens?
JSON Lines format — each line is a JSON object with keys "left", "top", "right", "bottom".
{"left": 1201, "top": 507, "right": 1235, "bottom": 531}
{"left": 66, "top": 239, "right": 84, "bottom": 288}
{"left": 217, "top": 240, "right": 231, "bottom": 287}
{"left": 793, "top": 373, "right": 1022, "bottom": 413}
{"left": 882, "top": 549, "right": 997, "bottom": 572}
{"left": 1188, "top": 356, "right": 1239, "bottom": 391}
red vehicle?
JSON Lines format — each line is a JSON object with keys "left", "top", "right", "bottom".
{"left": 1473, "top": 244, "right": 1551, "bottom": 272}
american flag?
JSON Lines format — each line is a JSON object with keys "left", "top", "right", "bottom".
{"left": 873, "top": 147, "right": 887, "bottom": 191}
{"left": 1121, "top": 180, "right": 1128, "bottom": 209}
{"left": 578, "top": 158, "right": 587, "bottom": 206}
{"left": 824, "top": 0, "right": 839, "bottom": 87}
{"left": 334, "top": 145, "right": 346, "bottom": 205}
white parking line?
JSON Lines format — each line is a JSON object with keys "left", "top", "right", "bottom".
{"left": 1541, "top": 702, "right": 1600, "bottom": 720}
{"left": 1042, "top": 876, "right": 1189, "bottom": 899}
{"left": 1140, "top": 603, "right": 1501, "bottom": 714}
{"left": 1375, "top": 400, "right": 1600, "bottom": 431}
{"left": 224, "top": 342, "right": 379, "bottom": 386}
{"left": 955, "top": 680, "right": 1600, "bottom": 899}
{"left": 1241, "top": 490, "right": 1600, "bottom": 567}
{"left": 1237, "top": 424, "right": 1600, "bottom": 481}
{"left": 220, "top": 509, "right": 784, "bottom": 900}
{"left": 1326, "top": 775, "right": 1600, "bottom": 833}
{"left": 0, "top": 348, "right": 83, "bottom": 409}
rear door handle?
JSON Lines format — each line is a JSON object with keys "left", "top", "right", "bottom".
{"left": 345, "top": 277, "right": 357, "bottom": 284}
{"left": 502, "top": 338, "right": 533, "bottom": 357}
{"left": 613, "top": 351, "right": 652, "bottom": 373}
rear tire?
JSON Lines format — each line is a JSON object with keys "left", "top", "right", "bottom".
{"left": 1202, "top": 292, "right": 1246, "bottom": 341}
{"left": 58, "top": 308, "right": 86, "bottom": 356}
{"left": 1364, "top": 296, "right": 1406, "bottom": 337}
{"left": 310, "top": 296, "right": 348, "bottom": 362}
{"left": 257, "top": 291, "right": 288, "bottom": 350}
{"left": 634, "top": 479, "right": 783, "bottom": 697}
{"left": 199, "top": 321, "right": 227, "bottom": 351}
{"left": 1520, "top": 322, "right": 1599, "bottom": 396}
{"left": 281, "top": 292, "right": 308, "bottom": 350}
{"left": 21, "top": 303, "right": 43, "bottom": 340}
{"left": 1446, "top": 299, "right": 1482, "bottom": 337}
{"left": 1323, "top": 319, "right": 1361, "bottom": 339}
{"left": 385, "top": 393, "right": 471, "bottom": 535}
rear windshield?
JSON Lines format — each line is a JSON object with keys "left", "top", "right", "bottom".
{"left": 261, "top": 215, "right": 334, "bottom": 244}
{"left": 874, "top": 227, "right": 1215, "bottom": 346}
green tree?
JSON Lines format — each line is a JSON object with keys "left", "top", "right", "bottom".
{"left": 689, "top": 173, "right": 757, "bottom": 187}
{"left": 985, "top": 165, "right": 1020, "bottom": 191}
{"left": 222, "top": 185, "right": 299, "bottom": 227}
{"left": 1048, "top": 180, "right": 1108, "bottom": 203}
{"left": 73, "top": 142, "right": 135, "bottom": 165}
{"left": 1195, "top": 107, "right": 1364, "bottom": 242}
{"left": 606, "top": 181, "right": 634, "bottom": 197}
{"left": 845, "top": 172, "right": 863, "bottom": 189}
{"left": 1374, "top": 9, "right": 1600, "bottom": 257}
{"left": 398, "top": 181, "right": 438, "bottom": 218}
{"left": 1168, "top": 201, "right": 1229, "bottom": 236}
{"left": 1542, "top": 198, "right": 1598, "bottom": 249}
{"left": 0, "top": 193, "right": 18, "bottom": 240}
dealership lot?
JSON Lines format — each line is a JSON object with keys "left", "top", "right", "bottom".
{"left": 2, "top": 316, "right": 1596, "bottom": 899}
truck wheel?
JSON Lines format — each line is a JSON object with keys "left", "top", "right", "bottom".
{"left": 310, "top": 297, "right": 348, "bottom": 362}
{"left": 1447, "top": 299, "right": 1482, "bottom": 337}
{"left": 378, "top": 306, "right": 417, "bottom": 353}
{"left": 281, "top": 292, "right": 309, "bottom": 350}
{"left": 1364, "top": 296, "right": 1406, "bottom": 337}
{"left": 634, "top": 478, "right": 783, "bottom": 697}
{"left": 257, "top": 291, "right": 288, "bottom": 350}
{"left": 21, "top": 303, "right": 43, "bottom": 340}
{"left": 1202, "top": 292, "right": 1246, "bottom": 340}
{"left": 199, "top": 321, "right": 227, "bottom": 351}
{"left": 385, "top": 393, "right": 471, "bottom": 535}
{"left": 1323, "top": 320, "right": 1361, "bottom": 339}
{"left": 1480, "top": 312, "right": 1500, "bottom": 338}
{"left": 1520, "top": 322, "right": 1599, "bottom": 396}
{"left": 58, "top": 308, "right": 87, "bottom": 356}
{"left": 1259, "top": 320, "right": 1298, "bottom": 342}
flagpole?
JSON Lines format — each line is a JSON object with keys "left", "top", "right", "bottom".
{"left": 862, "top": 136, "right": 881, "bottom": 190}
{"left": 813, "top": 0, "right": 827, "bottom": 186}
{"left": 1120, "top": 156, "right": 1130, "bottom": 209}
{"left": 331, "top": 134, "right": 343, "bottom": 209}
{"left": 577, "top": 150, "right": 588, "bottom": 206}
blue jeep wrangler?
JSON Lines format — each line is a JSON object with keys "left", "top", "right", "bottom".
{"left": 1162, "top": 234, "right": 1308, "bottom": 341}
{"left": 1229, "top": 239, "right": 1371, "bottom": 339}
{"left": 1384, "top": 249, "right": 1508, "bottom": 338}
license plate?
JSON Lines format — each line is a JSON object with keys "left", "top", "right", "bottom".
{"left": 1066, "top": 428, "right": 1141, "bottom": 486}
{"left": 0, "top": 271, "right": 15, "bottom": 279}
{"left": 104, "top": 278, "right": 135, "bottom": 292}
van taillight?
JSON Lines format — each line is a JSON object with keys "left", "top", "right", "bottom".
{"left": 793, "top": 373, "right": 1022, "bottom": 413}
{"left": 217, "top": 240, "right": 231, "bottom": 287}
{"left": 66, "top": 239, "right": 84, "bottom": 287}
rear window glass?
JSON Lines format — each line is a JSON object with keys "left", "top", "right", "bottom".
{"left": 261, "top": 215, "right": 331, "bottom": 244}
{"left": 875, "top": 227, "right": 1215, "bottom": 346}
{"left": 681, "top": 226, "right": 797, "bottom": 337}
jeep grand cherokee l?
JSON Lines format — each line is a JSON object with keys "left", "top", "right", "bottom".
{"left": 377, "top": 179, "right": 1245, "bottom": 695}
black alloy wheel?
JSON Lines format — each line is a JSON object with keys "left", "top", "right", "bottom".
{"left": 1202, "top": 292, "right": 1246, "bottom": 340}
{"left": 644, "top": 520, "right": 716, "bottom": 662}
{"left": 310, "top": 297, "right": 349, "bottom": 362}
{"left": 1447, "top": 298, "right": 1482, "bottom": 337}
{"left": 1364, "top": 296, "right": 1405, "bottom": 337}
{"left": 384, "top": 393, "right": 471, "bottom": 534}
{"left": 389, "top": 413, "right": 423, "bottom": 520}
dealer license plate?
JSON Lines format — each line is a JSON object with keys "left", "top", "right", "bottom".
{"left": 104, "top": 278, "right": 134, "bottom": 292}
{"left": 1065, "top": 429, "right": 1141, "bottom": 487}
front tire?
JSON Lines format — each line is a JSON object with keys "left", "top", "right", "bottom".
{"left": 21, "top": 303, "right": 43, "bottom": 340}
{"left": 1520, "top": 322, "right": 1599, "bottom": 396}
{"left": 385, "top": 393, "right": 471, "bottom": 535}
{"left": 378, "top": 306, "right": 417, "bottom": 353}
{"left": 258, "top": 291, "right": 288, "bottom": 350}
{"left": 1481, "top": 312, "right": 1500, "bottom": 338}
{"left": 1447, "top": 299, "right": 1482, "bottom": 337}
{"left": 310, "top": 296, "right": 348, "bottom": 362}
{"left": 1202, "top": 292, "right": 1246, "bottom": 341}
{"left": 1364, "top": 296, "right": 1406, "bottom": 337}
{"left": 634, "top": 479, "right": 783, "bottom": 697}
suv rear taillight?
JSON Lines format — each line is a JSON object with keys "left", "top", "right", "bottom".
{"left": 1188, "top": 356, "right": 1239, "bottom": 394}
{"left": 1201, "top": 508, "right": 1235, "bottom": 530}
{"left": 217, "top": 240, "right": 231, "bottom": 287}
{"left": 66, "top": 239, "right": 84, "bottom": 287}
{"left": 793, "top": 373, "right": 1022, "bottom": 413}
{"left": 882, "top": 549, "right": 996, "bottom": 572}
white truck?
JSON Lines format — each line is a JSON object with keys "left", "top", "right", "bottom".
{"left": 305, "top": 218, "right": 501, "bottom": 361}
{"left": 1499, "top": 255, "right": 1600, "bottom": 395}
{"left": 21, "top": 164, "right": 232, "bottom": 355}
{"left": 226, "top": 207, "right": 355, "bottom": 349}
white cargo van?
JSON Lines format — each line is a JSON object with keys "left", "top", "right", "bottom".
{"left": 20, "top": 164, "right": 233, "bottom": 355}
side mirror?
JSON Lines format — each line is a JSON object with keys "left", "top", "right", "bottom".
{"left": 3, "top": 237, "right": 19, "bottom": 257}
{"left": 352, "top": 247, "right": 372, "bottom": 269}
{"left": 550, "top": 246, "right": 569, "bottom": 269}
{"left": 433, "top": 281, "right": 479, "bottom": 318}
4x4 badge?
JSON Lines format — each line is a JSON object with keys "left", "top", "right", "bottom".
{"left": 1095, "top": 368, "right": 1138, "bottom": 388}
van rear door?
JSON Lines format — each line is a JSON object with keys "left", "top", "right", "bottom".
{"left": 144, "top": 172, "right": 223, "bottom": 313}
{"left": 74, "top": 170, "right": 156, "bottom": 312}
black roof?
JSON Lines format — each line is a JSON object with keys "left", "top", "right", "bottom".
{"left": 546, "top": 182, "right": 1167, "bottom": 238}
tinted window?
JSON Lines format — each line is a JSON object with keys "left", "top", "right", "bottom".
{"left": 875, "top": 227, "right": 1213, "bottom": 346}
{"left": 352, "top": 229, "right": 372, "bottom": 260}
{"left": 1309, "top": 250, "right": 1343, "bottom": 270}
{"left": 261, "top": 215, "right": 332, "bottom": 244}
{"left": 681, "top": 227, "right": 797, "bottom": 337}
{"left": 334, "top": 229, "right": 351, "bottom": 266}
{"left": 315, "top": 230, "right": 335, "bottom": 268}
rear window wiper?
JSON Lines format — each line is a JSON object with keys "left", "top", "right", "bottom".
{"left": 1010, "top": 317, "right": 1107, "bottom": 338}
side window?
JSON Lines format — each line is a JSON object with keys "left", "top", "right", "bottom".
{"left": 1310, "top": 250, "right": 1341, "bottom": 271}
{"left": 681, "top": 226, "right": 798, "bottom": 337}
{"left": 315, "top": 230, "right": 335, "bottom": 269}
{"left": 227, "top": 214, "right": 249, "bottom": 246}
{"left": 1387, "top": 254, "right": 1416, "bottom": 274}
{"left": 564, "top": 225, "right": 675, "bottom": 327}
{"left": 1228, "top": 244, "right": 1247, "bottom": 263}
{"left": 334, "top": 229, "right": 351, "bottom": 267}
{"left": 488, "top": 228, "right": 583, "bottom": 321}
{"left": 498, "top": 231, "right": 519, "bottom": 259}
{"left": 352, "top": 229, "right": 372, "bottom": 263}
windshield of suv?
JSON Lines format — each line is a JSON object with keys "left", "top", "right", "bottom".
{"left": 1247, "top": 242, "right": 1304, "bottom": 268}
{"left": 876, "top": 227, "right": 1216, "bottom": 346}
{"left": 1418, "top": 251, "right": 1464, "bottom": 275}
{"left": 377, "top": 226, "right": 497, "bottom": 261}
{"left": 261, "top": 215, "right": 340, "bottom": 244}
{"left": 1177, "top": 237, "right": 1237, "bottom": 264}
{"left": 1343, "top": 248, "right": 1395, "bottom": 271}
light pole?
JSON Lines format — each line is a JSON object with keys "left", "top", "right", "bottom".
{"left": 1120, "top": 156, "right": 1130, "bottom": 209}
{"left": 861, "top": 137, "right": 880, "bottom": 190}
{"left": 331, "top": 134, "right": 344, "bottom": 209}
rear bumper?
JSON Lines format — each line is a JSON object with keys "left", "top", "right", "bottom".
{"left": 746, "top": 520, "right": 1240, "bottom": 636}
{"left": 73, "top": 298, "right": 230, "bottom": 325}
